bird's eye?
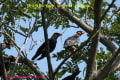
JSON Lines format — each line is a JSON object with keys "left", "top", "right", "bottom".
{"left": 54, "top": 34, "right": 58, "bottom": 37}
{"left": 77, "top": 32, "right": 81, "bottom": 34}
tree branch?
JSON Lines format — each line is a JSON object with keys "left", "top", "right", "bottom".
{"left": 46, "top": 9, "right": 58, "bottom": 28}
{"left": 18, "top": 56, "right": 47, "bottom": 80}
{"left": 1, "top": 27, "right": 30, "bottom": 77}
{"left": 30, "top": 16, "right": 38, "bottom": 34}
{"left": 26, "top": 37, "right": 43, "bottom": 56}
{"left": 51, "top": 0, "right": 117, "bottom": 54}
{"left": 0, "top": 46, "right": 7, "bottom": 80}
{"left": 110, "top": 7, "right": 120, "bottom": 19}
{"left": 95, "top": 47, "right": 120, "bottom": 80}
{"left": 85, "top": 0, "right": 102, "bottom": 80}
{"left": 100, "top": 0, "right": 116, "bottom": 22}
{"left": 41, "top": 0, "right": 53, "bottom": 79}
{"left": 110, "top": 51, "right": 120, "bottom": 72}
{"left": 11, "top": 36, "right": 29, "bottom": 76}
{"left": 2, "top": 27, "right": 26, "bottom": 57}
{"left": 6, "top": 26, "right": 27, "bottom": 37}
{"left": 2, "top": 56, "right": 47, "bottom": 80}
{"left": 1, "top": 21, "right": 27, "bottom": 37}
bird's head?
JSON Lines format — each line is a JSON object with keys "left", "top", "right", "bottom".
{"left": 5, "top": 41, "right": 14, "bottom": 45}
{"left": 76, "top": 31, "right": 85, "bottom": 35}
{"left": 52, "top": 33, "right": 62, "bottom": 38}
{"left": 9, "top": 56, "right": 17, "bottom": 62}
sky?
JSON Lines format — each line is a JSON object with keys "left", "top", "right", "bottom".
{"left": 1, "top": 0, "right": 120, "bottom": 80}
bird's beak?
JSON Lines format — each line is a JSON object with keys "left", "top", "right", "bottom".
{"left": 59, "top": 34, "right": 62, "bottom": 36}
{"left": 8, "top": 42, "right": 14, "bottom": 45}
{"left": 82, "top": 32, "right": 85, "bottom": 34}
{"left": 14, "top": 57, "right": 17, "bottom": 60}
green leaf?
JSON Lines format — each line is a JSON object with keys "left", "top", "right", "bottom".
{"left": 19, "top": 25, "right": 28, "bottom": 33}
{"left": 56, "top": 72, "right": 63, "bottom": 78}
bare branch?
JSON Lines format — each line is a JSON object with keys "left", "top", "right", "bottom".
{"left": 41, "top": 0, "right": 53, "bottom": 79}
{"left": 111, "top": 52, "right": 120, "bottom": 72}
{"left": 29, "top": 16, "right": 38, "bottom": 34}
{"left": 84, "top": 1, "right": 89, "bottom": 24}
{"left": 63, "top": 24, "right": 79, "bottom": 28}
{"left": 0, "top": 47, "right": 7, "bottom": 80}
{"left": 85, "top": 0, "right": 102, "bottom": 80}
{"left": 26, "top": 38, "right": 43, "bottom": 56}
{"left": 11, "top": 36, "right": 29, "bottom": 75}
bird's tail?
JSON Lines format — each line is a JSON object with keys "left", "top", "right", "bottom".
{"left": 37, "top": 54, "right": 45, "bottom": 60}
{"left": 32, "top": 52, "right": 41, "bottom": 60}
{"left": 32, "top": 55, "right": 36, "bottom": 60}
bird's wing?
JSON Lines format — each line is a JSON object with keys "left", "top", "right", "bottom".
{"left": 64, "top": 37, "right": 79, "bottom": 48}
{"left": 62, "top": 75, "right": 73, "bottom": 80}
{"left": 37, "top": 54, "right": 46, "bottom": 60}
{"left": 49, "top": 39, "right": 57, "bottom": 52}
{"left": 32, "top": 41, "right": 46, "bottom": 60}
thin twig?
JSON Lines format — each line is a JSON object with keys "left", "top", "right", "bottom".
{"left": 6, "top": 26, "right": 27, "bottom": 37}
{"left": 63, "top": 24, "right": 79, "bottom": 28}
{"left": 110, "top": 7, "right": 120, "bottom": 19}
{"left": 84, "top": 1, "right": 89, "bottom": 24}
{"left": 11, "top": 36, "right": 29, "bottom": 76}
{"left": 46, "top": 9, "right": 58, "bottom": 28}
{"left": 26, "top": 38, "right": 43, "bottom": 56}
{"left": 2, "top": 27, "right": 25, "bottom": 56}
{"left": 100, "top": 0, "right": 116, "bottom": 23}
{"left": 30, "top": 16, "right": 38, "bottom": 34}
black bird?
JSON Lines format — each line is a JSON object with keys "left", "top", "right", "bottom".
{"left": 32, "top": 33, "right": 62, "bottom": 60}
{"left": 62, "top": 70, "right": 81, "bottom": 80}
{"left": 0, "top": 42, "right": 13, "bottom": 50}
{"left": 64, "top": 31, "right": 85, "bottom": 55}
{"left": 0, "top": 56, "right": 16, "bottom": 76}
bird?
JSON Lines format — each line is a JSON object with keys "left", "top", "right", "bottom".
{"left": 64, "top": 31, "right": 85, "bottom": 55}
{"left": 62, "top": 70, "right": 81, "bottom": 80}
{"left": 0, "top": 55, "right": 16, "bottom": 76}
{"left": 32, "top": 33, "right": 62, "bottom": 60}
{"left": 0, "top": 42, "right": 14, "bottom": 50}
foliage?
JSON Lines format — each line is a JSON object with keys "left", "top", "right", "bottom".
{"left": 0, "top": 0, "right": 120, "bottom": 80}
